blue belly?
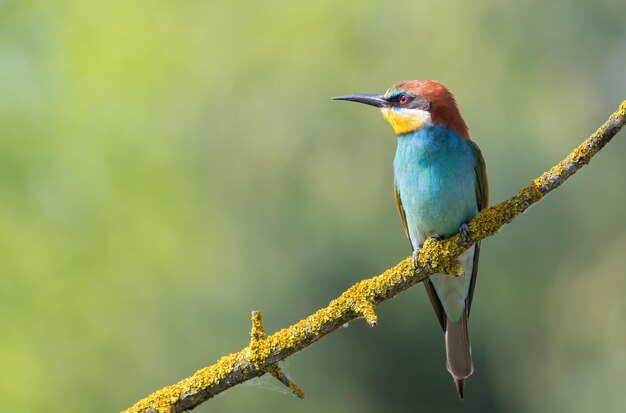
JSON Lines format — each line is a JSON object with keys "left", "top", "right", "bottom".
{"left": 393, "top": 125, "right": 479, "bottom": 321}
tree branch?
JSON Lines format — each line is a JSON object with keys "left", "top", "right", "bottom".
{"left": 122, "top": 101, "right": 626, "bottom": 413}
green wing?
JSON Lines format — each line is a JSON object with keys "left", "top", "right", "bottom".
{"left": 466, "top": 140, "right": 488, "bottom": 316}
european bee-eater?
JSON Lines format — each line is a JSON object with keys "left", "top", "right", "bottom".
{"left": 333, "top": 80, "right": 488, "bottom": 399}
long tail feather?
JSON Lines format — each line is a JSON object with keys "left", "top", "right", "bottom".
{"left": 445, "top": 313, "right": 473, "bottom": 400}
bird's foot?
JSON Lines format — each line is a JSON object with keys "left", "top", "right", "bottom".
{"left": 458, "top": 223, "right": 470, "bottom": 240}
{"left": 413, "top": 234, "right": 442, "bottom": 272}
{"left": 412, "top": 246, "right": 421, "bottom": 269}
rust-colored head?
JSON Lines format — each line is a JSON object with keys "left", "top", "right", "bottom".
{"left": 385, "top": 80, "right": 468, "bottom": 138}
{"left": 333, "top": 80, "right": 469, "bottom": 138}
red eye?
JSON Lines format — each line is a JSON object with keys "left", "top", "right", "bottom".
{"left": 398, "top": 94, "right": 410, "bottom": 105}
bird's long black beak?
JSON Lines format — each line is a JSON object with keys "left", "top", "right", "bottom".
{"left": 332, "top": 94, "right": 387, "bottom": 108}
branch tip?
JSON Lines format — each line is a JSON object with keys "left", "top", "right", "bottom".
{"left": 356, "top": 300, "right": 378, "bottom": 327}
{"left": 250, "top": 310, "right": 266, "bottom": 342}
{"left": 267, "top": 364, "right": 305, "bottom": 399}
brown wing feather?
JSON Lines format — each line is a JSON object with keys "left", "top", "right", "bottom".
{"left": 466, "top": 242, "right": 480, "bottom": 317}
{"left": 424, "top": 281, "right": 446, "bottom": 330}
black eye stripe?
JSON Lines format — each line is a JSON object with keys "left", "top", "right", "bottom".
{"left": 388, "top": 94, "right": 430, "bottom": 111}
{"left": 406, "top": 96, "right": 431, "bottom": 111}
{"left": 387, "top": 93, "right": 431, "bottom": 111}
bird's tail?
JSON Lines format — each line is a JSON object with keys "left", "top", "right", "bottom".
{"left": 445, "top": 312, "right": 473, "bottom": 400}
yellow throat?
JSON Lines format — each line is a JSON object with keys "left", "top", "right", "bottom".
{"left": 381, "top": 107, "right": 431, "bottom": 135}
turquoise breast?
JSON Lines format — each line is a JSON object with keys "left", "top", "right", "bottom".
{"left": 393, "top": 124, "right": 478, "bottom": 247}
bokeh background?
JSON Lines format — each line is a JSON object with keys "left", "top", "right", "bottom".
{"left": 1, "top": 0, "right": 626, "bottom": 412}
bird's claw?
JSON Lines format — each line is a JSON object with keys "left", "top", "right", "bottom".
{"left": 459, "top": 223, "right": 470, "bottom": 239}
{"left": 414, "top": 234, "right": 441, "bottom": 272}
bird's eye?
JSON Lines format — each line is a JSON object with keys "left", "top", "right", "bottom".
{"left": 398, "top": 94, "right": 410, "bottom": 105}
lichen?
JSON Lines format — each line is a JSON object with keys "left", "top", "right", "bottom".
{"left": 250, "top": 311, "right": 265, "bottom": 341}
{"left": 418, "top": 237, "right": 463, "bottom": 275}
{"left": 248, "top": 311, "right": 267, "bottom": 366}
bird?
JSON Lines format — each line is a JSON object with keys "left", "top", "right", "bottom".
{"left": 333, "top": 80, "right": 488, "bottom": 399}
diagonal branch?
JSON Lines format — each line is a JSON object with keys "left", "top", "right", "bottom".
{"left": 122, "top": 101, "right": 626, "bottom": 413}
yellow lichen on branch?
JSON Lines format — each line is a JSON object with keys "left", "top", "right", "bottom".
{"left": 123, "top": 100, "right": 626, "bottom": 413}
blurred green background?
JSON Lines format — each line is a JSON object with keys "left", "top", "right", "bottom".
{"left": 1, "top": 0, "right": 625, "bottom": 412}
